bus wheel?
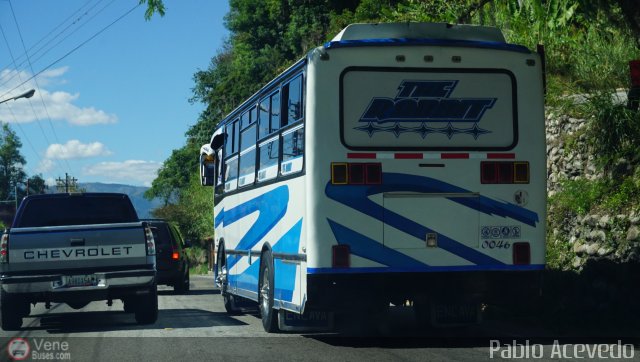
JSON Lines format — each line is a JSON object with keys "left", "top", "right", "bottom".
{"left": 259, "top": 250, "right": 279, "bottom": 333}
{"left": 216, "top": 244, "right": 241, "bottom": 315}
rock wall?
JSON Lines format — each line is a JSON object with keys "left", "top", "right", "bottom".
{"left": 545, "top": 110, "right": 640, "bottom": 269}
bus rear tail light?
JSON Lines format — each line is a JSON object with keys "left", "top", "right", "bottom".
{"left": 349, "top": 163, "right": 365, "bottom": 184}
{"left": 365, "top": 163, "right": 382, "bottom": 184}
{"left": 332, "top": 162, "right": 382, "bottom": 185}
{"left": 513, "top": 242, "right": 531, "bottom": 265}
{"left": 481, "top": 161, "right": 529, "bottom": 184}
{"left": 332, "top": 245, "right": 350, "bottom": 268}
{"left": 0, "top": 233, "right": 8, "bottom": 263}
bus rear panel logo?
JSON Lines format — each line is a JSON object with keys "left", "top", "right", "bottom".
{"left": 355, "top": 80, "right": 496, "bottom": 139}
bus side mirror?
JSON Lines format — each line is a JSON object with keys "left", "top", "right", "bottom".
{"left": 200, "top": 143, "right": 219, "bottom": 187}
{"left": 200, "top": 153, "right": 216, "bottom": 187}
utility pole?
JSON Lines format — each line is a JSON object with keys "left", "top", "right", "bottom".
{"left": 56, "top": 173, "right": 78, "bottom": 193}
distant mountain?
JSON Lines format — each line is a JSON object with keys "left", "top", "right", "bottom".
{"left": 78, "top": 182, "right": 163, "bottom": 218}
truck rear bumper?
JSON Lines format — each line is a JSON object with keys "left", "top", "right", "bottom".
{"left": 0, "top": 269, "right": 155, "bottom": 295}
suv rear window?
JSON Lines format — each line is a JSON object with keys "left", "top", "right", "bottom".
{"left": 149, "top": 223, "right": 176, "bottom": 248}
{"left": 15, "top": 195, "right": 138, "bottom": 227}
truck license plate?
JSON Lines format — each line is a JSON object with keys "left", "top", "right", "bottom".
{"left": 63, "top": 274, "right": 98, "bottom": 287}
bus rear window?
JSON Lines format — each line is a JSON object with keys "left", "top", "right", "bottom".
{"left": 341, "top": 68, "right": 516, "bottom": 150}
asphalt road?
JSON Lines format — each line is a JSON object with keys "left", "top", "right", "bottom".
{"left": 0, "top": 275, "right": 637, "bottom": 362}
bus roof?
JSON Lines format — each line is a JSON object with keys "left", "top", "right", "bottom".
{"left": 324, "top": 22, "right": 530, "bottom": 54}
{"left": 331, "top": 22, "right": 506, "bottom": 43}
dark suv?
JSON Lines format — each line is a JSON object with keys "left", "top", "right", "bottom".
{"left": 143, "top": 219, "right": 191, "bottom": 293}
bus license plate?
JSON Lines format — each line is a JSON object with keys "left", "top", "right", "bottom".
{"left": 63, "top": 274, "right": 98, "bottom": 287}
{"left": 432, "top": 302, "right": 479, "bottom": 325}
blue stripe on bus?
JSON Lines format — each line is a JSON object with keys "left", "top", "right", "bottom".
{"left": 327, "top": 219, "right": 427, "bottom": 268}
{"left": 273, "top": 219, "right": 303, "bottom": 302}
{"left": 214, "top": 211, "right": 224, "bottom": 228}
{"left": 307, "top": 264, "right": 545, "bottom": 274}
{"left": 323, "top": 38, "right": 531, "bottom": 54}
{"left": 326, "top": 173, "right": 539, "bottom": 226}
{"left": 328, "top": 216, "right": 501, "bottom": 266}
{"left": 325, "top": 173, "right": 540, "bottom": 266}
{"left": 231, "top": 220, "right": 303, "bottom": 303}
{"left": 224, "top": 186, "right": 289, "bottom": 270}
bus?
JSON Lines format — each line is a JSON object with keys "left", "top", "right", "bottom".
{"left": 200, "top": 22, "right": 546, "bottom": 333}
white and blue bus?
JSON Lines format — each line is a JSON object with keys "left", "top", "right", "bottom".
{"left": 200, "top": 22, "right": 546, "bottom": 332}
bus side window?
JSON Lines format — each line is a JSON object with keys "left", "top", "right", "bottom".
{"left": 215, "top": 149, "right": 224, "bottom": 195}
{"left": 259, "top": 97, "right": 270, "bottom": 139}
{"left": 287, "top": 75, "right": 303, "bottom": 124}
{"left": 224, "top": 124, "right": 233, "bottom": 157}
{"left": 257, "top": 136, "right": 279, "bottom": 182}
{"left": 281, "top": 125, "right": 304, "bottom": 175}
{"left": 270, "top": 91, "right": 280, "bottom": 133}
{"left": 224, "top": 156, "right": 239, "bottom": 192}
{"left": 238, "top": 123, "right": 257, "bottom": 187}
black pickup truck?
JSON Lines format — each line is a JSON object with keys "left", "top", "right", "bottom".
{"left": 0, "top": 193, "right": 158, "bottom": 330}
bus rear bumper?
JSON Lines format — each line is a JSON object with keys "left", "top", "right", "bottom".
{"left": 306, "top": 270, "right": 543, "bottom": 311}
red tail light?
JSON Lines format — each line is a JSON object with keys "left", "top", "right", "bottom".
{"left": 171, "top": 251, "right": 180, "bottom": 260}
{"left": 332, "top": 162, "right": 382, "bottom": 185}
{"left": 0, "top": 233, "right": 8, "bottom": 263}
{"left": 332, "top": 245, "right": 350, "bottom": 268}
{"left": 481, "top": 161, "right": 529, "bottom": 184}
{"left": 349, "top": 163, "right": 365, "bottom": 184}
{"left": 513, "top": 242, "right": 531, "bottom": 265}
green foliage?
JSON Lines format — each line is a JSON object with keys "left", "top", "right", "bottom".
{"left": 546, "top": 235, "right": 574, "bottom": 271}
{"left": 139, "top": 0, "right": 165, "bottom": 20}
{"left": 0, "top": 123, "right": 26, "bottom": 201}
{"left": 584, "top": 93, "right": 640, "bottom": 170}
{"left": 550, "top": 178, "right": 607, "bottom": 216}
{"left": 150, "top": 172, "right": 213, "bottom": 243}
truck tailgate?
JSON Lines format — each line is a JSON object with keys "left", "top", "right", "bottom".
{"left": 5, "top": 222, "right": 148, "bottom": 273}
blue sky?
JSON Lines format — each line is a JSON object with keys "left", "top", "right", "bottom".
{"left": 0, "top": 0, "right": 229, "bottom": 186}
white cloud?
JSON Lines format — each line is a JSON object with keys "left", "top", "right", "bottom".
{"left": 37, "top": 159, "right": 55, "bottom": 173}
{"left": 0, "top": 67, "right": 117, "bottom": 125}
{"left": 45, "top": 140, "right": 112, "bottom": 160}
{"left": 84, "top": 160, "right": 162, "bottom": 186}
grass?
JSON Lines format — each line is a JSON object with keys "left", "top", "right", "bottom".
{"left": 189, "top": 263, "right": 210, "bottom": 275}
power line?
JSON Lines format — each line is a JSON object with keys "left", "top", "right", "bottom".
{"left": 0, "top": 24, "right": 66, "bottom": 177}
{"left": 0, "top": 0, "right": 116, "bottom": 90}
{"left": 0, "top": 2, "right": 141, "bottom": 100}
{"left": 8, "top": 0, "right": 74, "bottom": 175}
{"left": 0, "top": 0, "right": 100, "bottom": 79}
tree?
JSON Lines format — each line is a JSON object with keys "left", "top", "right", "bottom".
{"left": 0, "top": 123, "right": 26, "bottom": 201}
{"left": 139, "top": 0, "right": 166, "bottom": 20}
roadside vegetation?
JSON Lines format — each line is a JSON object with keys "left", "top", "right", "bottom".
{"left": 142, "top": 0, "right": 640, "bottom": 285}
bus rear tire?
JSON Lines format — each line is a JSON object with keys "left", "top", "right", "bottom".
{"left": 259, "top": 250, "right": 279, "bottom": 333}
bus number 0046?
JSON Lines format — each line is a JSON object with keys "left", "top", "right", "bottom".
{"left": 481, "top": 240, "right": 511, "bottom": 249}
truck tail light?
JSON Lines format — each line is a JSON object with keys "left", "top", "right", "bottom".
{"left": 481, "top": 161, "right": 529, "bottom": 184}
{"left": 0, "top": 233, "right": 8, "bottom": 263}
{"left": 171, "top": 251, "right": 180, "bottom": 260}
{"left": 332, "top": 245, "right": 350, "bottom": 268}
{"left": 513, "top": 242, "right": 531, "bottom": 265}
{"left": 332, "top": 162, "right": 382, "bottom": 185}
{"left": 144, "top": 226, "right": 156, "bottom": 256}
